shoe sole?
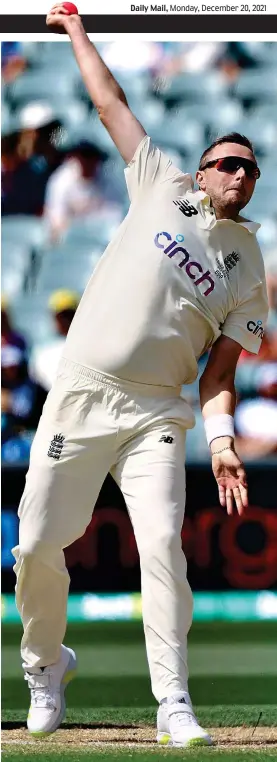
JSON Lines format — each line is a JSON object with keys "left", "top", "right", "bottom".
{"left": 157, "top": 732, "right": 213, "bottom": 747}
{"left": 29, "top": 648, "right": 77, "bottom": 737}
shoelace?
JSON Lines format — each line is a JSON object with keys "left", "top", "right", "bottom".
{"left": 171, "top": 708, "right": 198, "bottom": 727}
{"left": 24, "top": 671, "right": 56, "bottom": 709}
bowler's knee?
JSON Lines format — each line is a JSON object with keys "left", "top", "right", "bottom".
{"left": 12, "top": 538, "right": 59, "bottom": 566}
{"left": 139, "top": 526, "right": 184, "bottom": 567}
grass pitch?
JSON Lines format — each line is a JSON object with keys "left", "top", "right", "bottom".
{"left": 2, "top": 620, "right": 277, "bottom": 760}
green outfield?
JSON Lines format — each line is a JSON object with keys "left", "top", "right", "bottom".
{"left": 2, "top": 620, "right": 277, "bottom": 760}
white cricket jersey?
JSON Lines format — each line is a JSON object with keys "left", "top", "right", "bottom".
{"left": 63, "top": 136, "right": 269, "bottom": 388}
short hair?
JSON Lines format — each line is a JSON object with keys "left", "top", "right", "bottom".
{"left": 199, "top": 133, "right": 255, "bottom": 170}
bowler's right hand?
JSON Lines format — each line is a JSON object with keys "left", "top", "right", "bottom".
{"left": 46, "top": 4, "right": 80, "bottom": 34}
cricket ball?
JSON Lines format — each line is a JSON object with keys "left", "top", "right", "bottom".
{"left": 62, "top": 2, "right": 79, "bottom": 13}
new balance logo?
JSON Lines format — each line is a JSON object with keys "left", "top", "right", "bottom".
{"left": 173, "top": 198, "right": 198, "bottom": 217}
{"left": 159, "top": 435, "right": 174, "bottom": 444}
{"left": 47, "top": 433, "right": 65, "bottom": 461}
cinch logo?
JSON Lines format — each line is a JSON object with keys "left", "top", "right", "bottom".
{"left": 154, "top": 231, "right": 214, "bottom": 297}
{"left": 247, "top": 319, "right": 264, "bottom": 339}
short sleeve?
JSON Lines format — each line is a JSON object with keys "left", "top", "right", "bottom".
{"left": 221, "top": 281, "right": 269, "bottom": 354}
{"left": 124, "top": 135, "right": 193, "bottom": 201}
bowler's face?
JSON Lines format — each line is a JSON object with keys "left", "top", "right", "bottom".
{"left": 196, "top": 142, "right": 257, "bottom": 213}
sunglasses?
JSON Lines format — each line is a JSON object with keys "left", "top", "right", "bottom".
{"left": 200, "top": 156, "right": 261, "bottom": 180}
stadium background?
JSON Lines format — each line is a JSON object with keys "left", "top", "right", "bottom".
{"left": 2, "top": 39, "right": 277, "bottom": 751}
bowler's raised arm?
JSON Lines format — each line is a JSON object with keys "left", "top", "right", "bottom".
{"left": 46, "top": 5, "right": 147, "bottom": 163}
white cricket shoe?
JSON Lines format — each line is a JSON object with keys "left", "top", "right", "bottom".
{"left": 157, "top": 690, "right": 213, "bottom": 747}
{"left": 24, "top": 644, "right": 77, "bottom": 736}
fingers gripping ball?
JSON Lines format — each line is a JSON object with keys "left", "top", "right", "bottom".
{"left": 62, "top": 2, "right": 79, "bottom": 12}
{"left": 46, "top": 3, "right": 79, "bottom": 34}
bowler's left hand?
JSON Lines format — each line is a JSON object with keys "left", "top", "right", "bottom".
{"left": 212, "top": 448, "right": 248, "bottom": 516}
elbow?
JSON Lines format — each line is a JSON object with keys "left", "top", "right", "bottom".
{"left": 97, "top": 88, "right": 127, "bottom": 125}
{"left": 97, "top": 105, "right": 108, "bottom": 126}
{"left": 200, "top": 368, "right": 236, "bottom": 389}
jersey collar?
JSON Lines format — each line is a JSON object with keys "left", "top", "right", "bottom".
{"left": 236, "top": 216, "right": 261, "bottom": 234}
{"left": 195, "top": 189, "right": 260, "bottom": 234}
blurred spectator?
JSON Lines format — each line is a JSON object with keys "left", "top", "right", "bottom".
{"left": 100, "top": 40, "right": 165, "bottom": 76}
{"left": 1, "top": 296, "right": 27, "bottom": 354}
{"left": 159, "top": 41, "right": 257, "bottom": 81}
{"left": 160, "top": 42, "right": 227, "bottom": 76}
{"left": 29, "top": 289, "right": 79, "bottom": 391}
{"left": 235, "top": 363, "right": 277, "bottom": 459}
{"left": 267, "top": 276, "right": 277, "bottom": 311}
{"left": 259, "top": 326, "right": 277, "bottom": 362}
{"left": 1, "top": 42, "right": 26, "bottom": 84}
{"left": 15, "top": 102, "right": 62, "bottom": 165}
{"left": 217, "top": 42, "right": 258, "bottom": 83}
{"left": 2, "top": 102, "right": 62, "bottom": 216}
{"left": 43, "top": 138, "right": 118, "bottom": 242}
{"left": 1, "top": 344, "right": 46, "bottom": 441}
{"left": 265, "top": 255, "right": 277, "bottom": 311}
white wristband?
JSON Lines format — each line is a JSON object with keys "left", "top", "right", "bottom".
{"left": 204, "top": 414, "right": 234, "bottom": 447}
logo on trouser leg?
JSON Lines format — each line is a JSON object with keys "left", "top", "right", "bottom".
{"left": 159, "top": 435, "right": 174, "bottom": 444}
{"left": 47, "top": 433, "right": 65, "bottom": 460}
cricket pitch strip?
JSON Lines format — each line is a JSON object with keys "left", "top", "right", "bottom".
{"left": 2, "top": 726, "right": 277, "bottom": 750}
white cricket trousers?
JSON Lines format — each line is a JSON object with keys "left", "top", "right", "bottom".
{"left": 12, "top": 358, "right": 195, "bottom": 702}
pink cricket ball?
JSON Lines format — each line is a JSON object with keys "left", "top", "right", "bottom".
{"left": 62, "top": 2, "right": 79, "bottom": 14}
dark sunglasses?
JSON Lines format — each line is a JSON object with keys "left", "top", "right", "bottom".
{"left": 200, "top": 156, "right": 261, "bottom": 180}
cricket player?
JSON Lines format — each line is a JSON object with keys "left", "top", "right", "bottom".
{"left": 12, "top": 6, "right": 269, "bottom": 747}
